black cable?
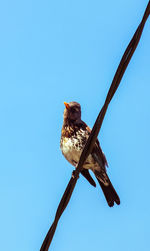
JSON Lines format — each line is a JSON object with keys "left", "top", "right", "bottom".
{"left": 40, "top": 2, "right": 150, "bottom": 250}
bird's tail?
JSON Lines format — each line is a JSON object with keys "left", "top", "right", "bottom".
{"left": 95, "top": 173, "right": 120, "bottom": 207}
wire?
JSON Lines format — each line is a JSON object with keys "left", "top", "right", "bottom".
{"left": 40, "top": 2, "right": 150, "bottom": 250}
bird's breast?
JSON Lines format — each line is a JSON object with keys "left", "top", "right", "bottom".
{"left": 60, "top": 136, "right": 82, "bottom": 165}
{"left": 60, "top": 131, "right": 98, "bottom": 170}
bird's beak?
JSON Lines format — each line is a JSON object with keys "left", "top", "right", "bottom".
{"left": 64, "top": 102, "right": 70, "bottom": 109}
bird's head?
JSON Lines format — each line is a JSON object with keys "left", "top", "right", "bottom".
{"left": 63, "top": 101, "right": 81, "bottom": 124}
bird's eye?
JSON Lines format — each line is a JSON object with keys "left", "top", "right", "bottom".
{"left": 71, "top": 108, "right": 76, "bottom": 113}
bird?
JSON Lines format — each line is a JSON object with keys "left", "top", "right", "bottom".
{"left": 60, "top": 101, "right": 120, "bottom": 207}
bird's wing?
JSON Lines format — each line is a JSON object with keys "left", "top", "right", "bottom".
{"left": 83, "top": 124, "right": 108, "bottom": 169}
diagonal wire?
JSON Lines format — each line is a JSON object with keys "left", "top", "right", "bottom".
{"left": 40, "top": 2, "right": 150, "bottom": 250}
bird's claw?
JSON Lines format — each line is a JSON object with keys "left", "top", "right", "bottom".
{"left": 72, "top": 170, "right": 79, "bottom": 179}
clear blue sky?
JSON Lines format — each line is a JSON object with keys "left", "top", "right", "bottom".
{"left": 0, "top": 1, "right": 150, "bottom": 250}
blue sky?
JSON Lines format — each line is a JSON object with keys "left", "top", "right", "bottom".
{"left": 0, "top": 1, "right": 150, "bottom": 250}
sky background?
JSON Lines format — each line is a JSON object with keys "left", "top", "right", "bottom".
{"left": 0, "top": 0, "right": 150, "bottom": 250}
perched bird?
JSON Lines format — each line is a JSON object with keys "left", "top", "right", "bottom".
{"left": 60, "top": 101, "right": 120, "bottom": 207}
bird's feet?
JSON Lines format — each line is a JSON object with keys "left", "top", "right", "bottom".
{"left": 72, "top": 170, "right": 79, "bottom": 179}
